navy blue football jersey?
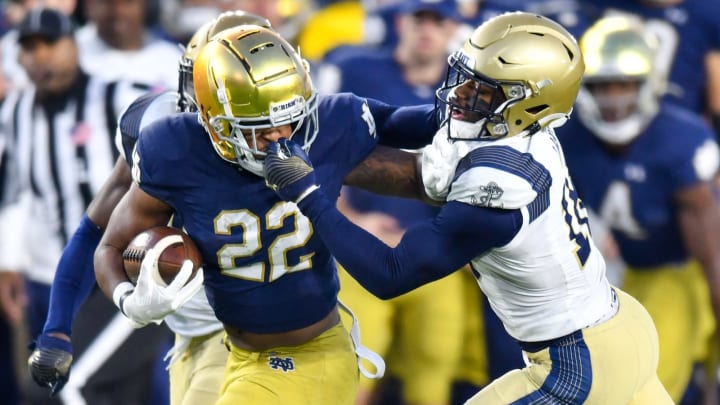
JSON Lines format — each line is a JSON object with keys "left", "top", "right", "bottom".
{"left": 133, "top": 93, "right": 422, "bottom": 333}
{"left": 557, "top": 104, "right": 719, "bottom": 268}
{"left": 586, "top": 0, "right": 720, "bottom": 113}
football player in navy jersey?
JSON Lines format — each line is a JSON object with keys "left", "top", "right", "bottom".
{"left": 556, "top": 16, "right": 720, "bottom": 403}
{"left": 265, "top": 12, "right": 673, "bottom": 404}
{"left": 26, "top": 11, "right": 275, "bottom": 405}
{"left": 94, "top": 24, "right": 438, "bottom": 405}
{"left": 582, "top": 0, "right": 720, "bottom": 138}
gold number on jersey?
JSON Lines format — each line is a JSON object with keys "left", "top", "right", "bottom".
{"left": 562, "top": 178, "right": 592, "bottom": 267}
{"left": 214, "top": 201, "right": 315, "bottom": 282}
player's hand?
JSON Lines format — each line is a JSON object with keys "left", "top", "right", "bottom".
{"left": 264, "top": 139, "right": 319, "bottom": 203}
{"left": 28, "top": 333, "right": 73, "bottom": 396}
{"left": 114, "top": 247, "right": 204, "bottom": 327}
{"left": 0, "top": 270, "right": 27, "bottom": 324}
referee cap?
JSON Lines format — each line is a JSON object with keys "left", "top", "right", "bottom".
{"left": 18, "top": 7, "right": 73, "bottom": 44}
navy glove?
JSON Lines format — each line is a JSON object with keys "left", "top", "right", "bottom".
{"left": 264, "top": 138, "right": 319, "bottom": 202}
{"left": 28, "top": 334, "right": 73, "bottom": 396}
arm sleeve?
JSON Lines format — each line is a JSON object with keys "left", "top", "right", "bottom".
{"left": 42, "top": 215, "right": 103, "bottom": 336}
{"left": 366, "top": 98, "right": 437, "bottom": 149}
{"left": 298, "top": 190, "right": 521, "bottom": 299}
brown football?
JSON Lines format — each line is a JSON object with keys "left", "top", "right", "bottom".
{"left": 122, "top": 226, "right": 202, "bottom": 286}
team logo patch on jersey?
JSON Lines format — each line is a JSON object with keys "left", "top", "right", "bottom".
{"left": 471, "top": 181, "right": 504, "bottom": 207}
{"left": 268, "top": 356, "right": 295, "bottom": 372}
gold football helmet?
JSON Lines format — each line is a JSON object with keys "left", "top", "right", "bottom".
{"left": 575, "top": 16, "right": 661, "bottom": 145}
{"left": 435, "top": 12, "right": 584, "bottom": 140}
{"left": 193, "top": 25, "right": 319, "bottom": 175}
{"left": 177, "top": 11, "right": 273, "bottom": 112}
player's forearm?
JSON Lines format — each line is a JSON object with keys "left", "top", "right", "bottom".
{"left": 298, "top": 190, "right": 459, "bottom": 299}
{"left": 345, "top": 146, "right": 426, "bottom": 200}
{"left": 85, "top": 159, "right": 132, "bottom": 229}
{"left": 677, "top": 187, "right": 720, "bottom": 324}
{"left": 43, "top": 215, "right": 103, "bottom": 335}
{"left": 93, "top": 244, "right": 130, "bottom": 301}
{"left": 705, "top": 52, "right": 720, "bottom": 134}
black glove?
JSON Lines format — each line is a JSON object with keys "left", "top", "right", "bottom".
{"left": 264, "top": 138, "right": 319, "bottom": 202}
{"left": 28, "top": 334, "right": 73, "bottom": 396}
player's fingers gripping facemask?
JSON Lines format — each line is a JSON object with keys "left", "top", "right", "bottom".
{"left": 177, "top": 11, "right": 273, "bottom": 113}
{"left": 193, "top": 25, "right": 319, "bottom": 176}
{"left": 423, "top": 12, "right": 585, "bottom": 199}
{"left": 575, "top": 16, "right": 662, "bottom": 145}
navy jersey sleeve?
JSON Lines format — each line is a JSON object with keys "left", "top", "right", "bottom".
{"left": 297, "top": 190, "right": 522, "bottom": 299}
{"left": 116, "top": 91, "right": 177, "bottom": 167}
{"left": 664, "top": 109, "right": 720, "bottom": 188}
{"left": 366, "top": 97, "right": 436, "bottom": 149}
{"left": 133, "top": 114, "right": 194, "bottom": 203}
{"left": 312, "top": 94, "right": 379, "bottom": 179}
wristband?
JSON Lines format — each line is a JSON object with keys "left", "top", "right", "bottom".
{"left": 112, "top": 282, "right": 135, "bottom": 316}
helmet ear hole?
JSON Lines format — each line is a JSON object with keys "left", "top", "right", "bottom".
{"left": 526, "top": 105, "right": 549, "bottom": 115}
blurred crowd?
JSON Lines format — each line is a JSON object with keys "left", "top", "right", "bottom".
{"left": 0, "top": 0, "right": 719, "bottom": 404}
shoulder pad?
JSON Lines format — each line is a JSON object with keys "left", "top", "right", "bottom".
{"left": 116, "top": 91, "right": 177, "bottom": 165}
{"left": 447, "top": 146, "right": 552, "bottom": 213}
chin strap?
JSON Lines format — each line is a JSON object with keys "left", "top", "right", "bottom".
{"left": 337, "top": 300, "right": 385, "bottom": 379}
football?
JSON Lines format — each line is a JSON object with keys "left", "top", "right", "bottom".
{"left": 122, "top": 226, "right": 202, "bottom": 286}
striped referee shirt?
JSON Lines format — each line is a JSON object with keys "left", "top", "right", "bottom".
{"left": 0, "top": 70, "right": 149, "bottom": 284}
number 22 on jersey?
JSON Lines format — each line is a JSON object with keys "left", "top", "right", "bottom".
{"left": 215, "top": 201, "right": 315, "bottom": 282}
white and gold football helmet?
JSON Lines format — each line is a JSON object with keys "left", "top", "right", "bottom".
{"left": 193, "top": 25, "right": 319, "bottom": 176}
{"left": 177, "top": 11, "right": 272, "bottom": 112}
{"left": 435, "top": 12, "right": 585, "bottom": 140}
{"left": 575, "top": 15, "right": 662, "bottom": 145}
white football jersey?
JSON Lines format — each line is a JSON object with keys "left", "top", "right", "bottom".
{"left": 447, "top": 128, "right": 615, "bottom": 342}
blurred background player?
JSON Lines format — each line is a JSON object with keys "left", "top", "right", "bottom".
{"left": 76, "top": 0, "right": 181, "bottom": 90}
{"left": 0, "top": 7, "right": 163, "bottom": 404}
{"left": 315, "top": 3, "right": 469, "bottom": 405}
{"left": 581, "top": 0, "right": 720, "bottom": 141}
{"left": 26, "top": 11, "right": 274, "bottom": 405}
{"left": 556, "top": 15, "right": 720, "bottom": 404}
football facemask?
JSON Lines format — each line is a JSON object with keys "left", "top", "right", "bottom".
{"left": 434, "top": 12, "right": 584, "bottom": 141}
{"left": 575, "top": 15, "right": 661, "bottom": 145}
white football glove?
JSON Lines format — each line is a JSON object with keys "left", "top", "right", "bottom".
{"left": 112, "top": 235, "right": 204, "bottom": 327}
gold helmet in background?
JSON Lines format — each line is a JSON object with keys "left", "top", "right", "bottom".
{"left": 435, "top": 12, "right": 585, "bottom": 140}
{"left": 177, "top": 10, "right": 273, "bottom": 112}
{"left": 193, "top": 25, "right": 319, "bottom": 175}
{"left": 575, "top": 15, "right": 661, "bottom": 145}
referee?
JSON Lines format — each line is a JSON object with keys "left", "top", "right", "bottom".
{"left": 0, "top": 8, "right": 172, "bottom": 405}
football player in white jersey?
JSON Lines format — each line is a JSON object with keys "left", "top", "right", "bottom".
{"left": 27, "top": 11, "right": 271, "bottom": 405}
{"left": 265, "top": 11, "right": 674, "bottom": 404}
